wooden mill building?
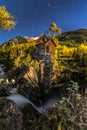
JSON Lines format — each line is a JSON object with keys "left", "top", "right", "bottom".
{"left": 32, "top": 34, "right": 56, "bottom": 60}
{"left": 30, "top": 34, "right": 56, "bottom": 94}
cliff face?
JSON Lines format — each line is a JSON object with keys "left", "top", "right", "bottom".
{"left": 23, "top": 66, "right": 38, "bottom": 87}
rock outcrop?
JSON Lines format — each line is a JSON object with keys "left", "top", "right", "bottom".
{"left": 0, "top": 79, "right": 10, "bottom": 96}
{"left": 1, "top": 36, "right": 28, "bottom": 48}
{"left": 7, "top": 61, "right": 39, "bottom": 87}
{"left": 0, "top": 84, "right": 9, "bottom": 96}
{"left": 7, "top": 61, "right": 41, "bottom": 105}
{"left": 21, "top": 103, "right": 41, "bottom": 130}
{"left": 0, "top": 98, "right": 23, "bottom": 130}
{"left": 23, "top": 66, "right": 38, "bottom": 87}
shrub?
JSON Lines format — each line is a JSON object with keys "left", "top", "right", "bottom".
{"left": 48, "top": 81, "right": 87, "bottom": 130}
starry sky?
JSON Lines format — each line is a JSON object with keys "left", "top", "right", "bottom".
{"left": 0, "top": 0, "right": 87, "bottom": 44}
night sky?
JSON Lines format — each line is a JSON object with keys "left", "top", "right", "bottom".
{"left": 0, "top": 0, "right": 87, "bottom": 44}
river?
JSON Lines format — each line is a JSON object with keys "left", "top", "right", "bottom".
{"left": 0, "top": 64, "right": 6, "bottom": 78}
{"left": 0, "top": 64, "right": 59, "bottom": 114}
{"left": 7, "top": 88, "right": 58, "bottom": 113}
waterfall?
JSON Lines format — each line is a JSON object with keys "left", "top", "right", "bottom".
{"left": 7, "top": 88, "right": 58, "bottom": 114}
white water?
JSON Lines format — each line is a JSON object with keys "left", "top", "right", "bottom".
{"left": 0, "top": 64, "right": 6, "bottom": 78}
{"left": 0, "top": 64, "right": 58, "bottom": 114}
{"left": 7, "top": 88, "right": 58, "bottom": 114}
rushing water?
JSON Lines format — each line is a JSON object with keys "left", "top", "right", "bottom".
{"left": 0, "top": 64, "right": 6, "bottom": 78}
{"left": 7, "top": 88, "right": 58, "bottom": 114}
{"left": 0, "top": 64, "right": 58, "bottom": 114}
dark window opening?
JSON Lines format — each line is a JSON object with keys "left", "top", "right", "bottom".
{"left": 46, "top": 46, "right": 49, "bottom": 53}
{"left": 43, "top": 37, "right": 45, "bottom": 42}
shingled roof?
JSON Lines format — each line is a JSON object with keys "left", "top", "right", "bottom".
{"left": 35, "top": 34, "right": 56, "bottom": 47}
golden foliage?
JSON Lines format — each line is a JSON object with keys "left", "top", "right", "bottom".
{"left": 57, "top": 123, "right": 62, "bottom": 130}
{"left": 0, "top": 6, "right": 16, "bottom": 30}
{"left": 49, "top": 22, "right": 61, "bottom": 35}
{"left": 77, "top": 44, "right": 87, "bottom": 54}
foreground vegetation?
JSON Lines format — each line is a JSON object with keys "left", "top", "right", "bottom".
{"left": 0, "top": 81, "right": 87, "bottom": 130}
{"left": 27, "top": 81, "right": 87, "bottom": 130}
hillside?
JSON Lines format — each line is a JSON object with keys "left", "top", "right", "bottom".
{"left": 1, "top": 36, "right": 28, "bottom": 48}
{"left": 1, "top": 29, "right": 87, "bottom": 48}
{"left": 58, "top": 29, "right": 87, "bottom": 43}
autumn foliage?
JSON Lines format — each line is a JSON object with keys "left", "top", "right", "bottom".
{"left": 0, "top": 6, "right": 16, "bottom": 30}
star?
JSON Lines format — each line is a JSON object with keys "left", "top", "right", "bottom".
{"left": 48, "top": 3, "right": 51, "bottom": 7}
{"left": 32, "top": 28, "right": 35, "bottom": 32}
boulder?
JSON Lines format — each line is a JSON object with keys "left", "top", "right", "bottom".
{"left": 17, "top": 83, "right": 41, "bottom": 106}
{"left": 7, "top": 59, "right": 39, "bottom": 85}
{"left": 21, "top": 103, "right": 41, "bottom": 129}
{"left": 0, "top": 98, "right": 23, "bottom": 130}
{"left": 0, "top": 78, "right": 16, "bottom": 97}
{"left": 0, "top": 84, "right": 9, "bottom": 96}
{"left": 23, "top": 66, "right": 38, "bottom": 87}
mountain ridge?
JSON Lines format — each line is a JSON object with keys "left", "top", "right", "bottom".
{"left": 1, "top": 36, "right": 28, "bottom": 48}
{"left": 1, "top": 28, "right": 87, "bottom": 48}
{"left": 58, "top": 28, "right": 87, "bottom": 43}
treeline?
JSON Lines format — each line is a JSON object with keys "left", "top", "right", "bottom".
{"left": 0, "top": 38, "right": 87, "bottom": 83}
{"left": 58, "top": 29, "right": 87, "bottom": 43}
{"left": 55, "top": 42, "right": 87, "bottom": 83}
{"left": 0, "top": 39, "right": 36, "bottom": 69}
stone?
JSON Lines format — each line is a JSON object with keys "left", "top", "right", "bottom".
{"left": 23, "top": 66, "right": 38, "bottom": 87}
{"left": 0, "top": 84, "right": 9, "bottom": 96}
{"left": 21, "top": 103, "right": 41, "bottom": 129}
{"left": 0, "top": 98, "right": 23, "bottom": 130}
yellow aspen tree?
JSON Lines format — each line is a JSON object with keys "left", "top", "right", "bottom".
{"left": 0, "top": 6, "right": 16, "bottom": 30}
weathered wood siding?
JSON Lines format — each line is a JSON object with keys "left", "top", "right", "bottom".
{"left": 45, "top": 40, "right": 55, "bottom": 59}
{"left": 36, "top": 34, "right": 48, "bottom": 44}
{"left": 32, "top": 34, "right": 56, "bottom": 60}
